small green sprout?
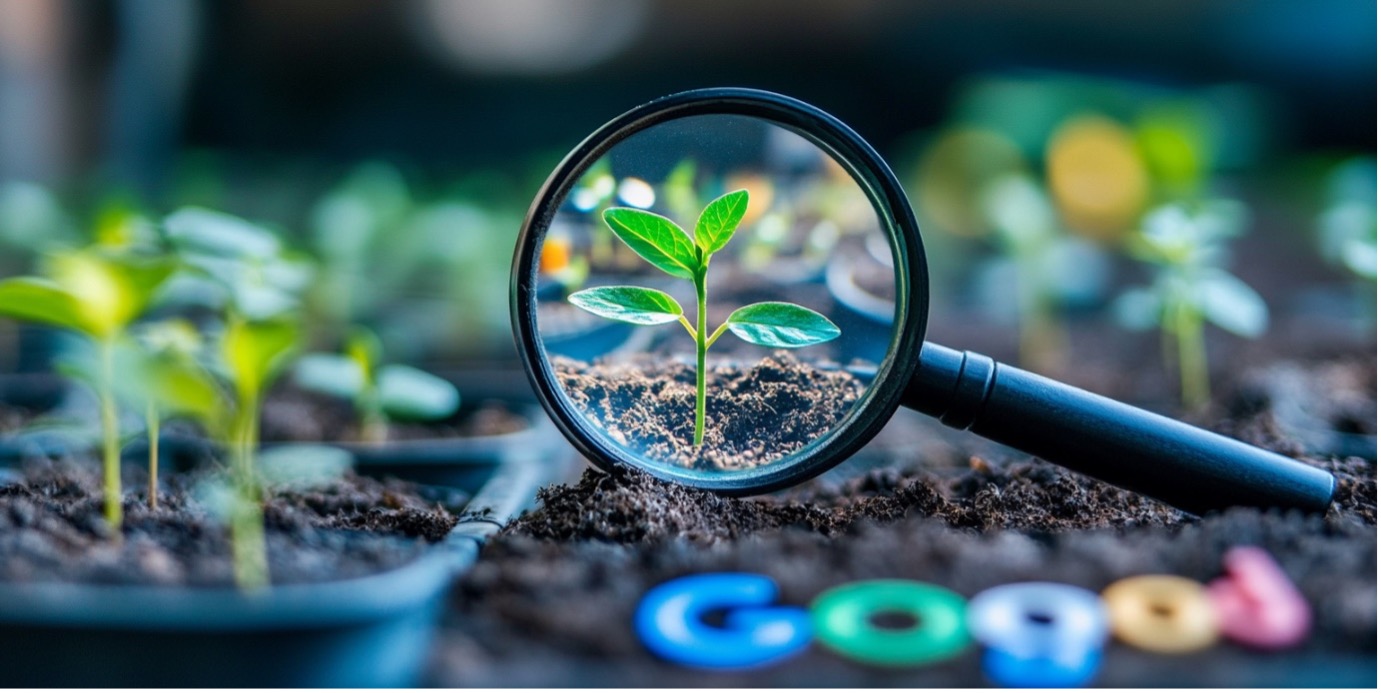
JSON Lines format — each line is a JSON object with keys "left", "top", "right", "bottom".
{"left": 979, "top": 173, "right": 1109, "bottom": 371}
{"left": 162, "top": 207, "right": 308, "bottom": 590}
{"left": 222, "top": 313, "right": 301, "bottom": 590}
{"left": 1114, "top": 201, "right": 1267, "bottom": 409}
{"left": 0, "top": 248, "right": 173, "bottom": 527}
{"left": 294, "top": 327, "right": 461, "bottom": 443}
{"left": 125, "top": 320, "right": 224, "bottom": 509}
{"left": 61, "top": 319, "right": 225, "bottom": 511}
{"left": 568, "top": 190, "right": 841, "bottom": 446}
{"left": 1317, "top": 157, "right": 1376, "bottom": 327}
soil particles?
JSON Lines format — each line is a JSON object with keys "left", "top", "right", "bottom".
{"left": 0, "top": 460, "right": 462, "bottom": 586}
{"left": 552, "top": 351, "right": 865, "bottom": 471}
{"left": 430, "top": 404, "right": 1376, "bottom": 686}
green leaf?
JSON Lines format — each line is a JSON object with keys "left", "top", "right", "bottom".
{"left": 294, "top": 352, "right": 365, "bottom": 400}
{"left": 602, "top": 207, "right": 698, "bottom": 278}
{"left": 695, "top": 189, "right": 749, "bottom": 255}
{"left": 42, "top": 251, "right": 175, "bottom": 338}
{"left": 224, "top": 316, "right": 301, "bottom": 402}
{"left": 165, "top": 207, "right": 281, "bottom": 260}
{"left": 378, "top": 364, "right": 461, "bottom": 421}
{"left": 726, "top": 302, "right": 840, "bottom": 348}
{"left": 0, "top": 277, "right": 86, "bottom": 333}
{"left": 146, "top": 357, "right": 224, "bottom": 427}
{"left": 1195, "top": 270, "right": 1267, "bottom": 338}
{"left": 1111, "top": 287, "right": 1162, "bottom": 331}
{"left": 568, "top": 286, "right": 684, "bottom": 325}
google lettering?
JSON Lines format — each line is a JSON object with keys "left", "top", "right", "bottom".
{"left": 634, "top": 546, "right": 1309, "bottom": 686}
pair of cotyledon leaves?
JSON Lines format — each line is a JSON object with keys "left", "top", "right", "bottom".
{"left": 568, "top": 189, "right": 840, "bottom": 348}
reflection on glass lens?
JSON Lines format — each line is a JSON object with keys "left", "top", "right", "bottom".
{"left": 536, "top": 115, "right": 895, "bottom": 476}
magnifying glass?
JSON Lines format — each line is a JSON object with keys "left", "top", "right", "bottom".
{"left": 511, "top": 87, "right": 1334, "bottom": 516}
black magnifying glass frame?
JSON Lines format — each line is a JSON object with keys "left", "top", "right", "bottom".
{"left": 512, "top": 87, "right": 924, "bottom": 495}
{"left": 513, "top": 87, "right": 1337, "bottom": 514}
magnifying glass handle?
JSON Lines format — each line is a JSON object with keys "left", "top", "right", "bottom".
{"left": 903, "top": 343, "right": 1336, "bottom": 516}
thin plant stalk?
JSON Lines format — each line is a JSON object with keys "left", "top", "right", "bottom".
{"left": 146, "top": 401, "right": 159, "bottom": 510}
{"left": 693, "top": 268, "right": 708, "bottom": 446}
{"left": 230, "top": 398, "right": 268, "bottom": 590}
{"left": 358, "top": 387, "right": 388, "bottom": 444}
{"left": 1175, "top": 301, "right": 1209, "bottom": 410}
{"left": 98, "top": 338, "right": 122, "bottom": 528}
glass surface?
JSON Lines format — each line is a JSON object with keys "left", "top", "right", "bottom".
{"left": 535, "top": 114, "right": 897, "bottom": 475}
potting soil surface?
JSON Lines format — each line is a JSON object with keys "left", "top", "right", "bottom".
{"left": 0, "top": 461, "right": 464, "bottom": 586}
{"left": 552, "top": 352, "right": 865, "bottom": 471}
{"left": 429, "top": 371, "right": 1376, "bottom": 687}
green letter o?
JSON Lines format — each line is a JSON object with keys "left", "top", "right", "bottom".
{"left": 811, "top": 580, "right": 971, "bottom": 667}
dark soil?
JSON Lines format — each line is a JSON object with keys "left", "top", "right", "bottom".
{"left": 552, "top": 351, "right": 866, "bottom": 471}
{"left": 260, "top": 382, "right": 529, "bottom": 444}
{"left": 0, "top": 459, "right": 462, "bottom": 586}
{"left": 431, "top": 449, "right": 1375, "bottom": 687}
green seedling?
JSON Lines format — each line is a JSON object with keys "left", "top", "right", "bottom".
{"left": 126, "top": 320, "right": 224, "bottom": 509}
{"left": 163, "top": 206, "right": 308, "bottom": 590}
{"left": 979, "top": 173, "right": 1109, "bottom": 372}
{"left": 164, "top": 206, "right": 316, "bottom": 321}
{"left": 307, "top": 162, "right": 413, "bottom": 344}
{"left": 568, "top": 190, "right": 841, "bottom": 446}
{"left": 1317, "top": 157, "right": 1376, "bottom": 328}
{"left": 294, "top": 327, "right": 460, "bottom": 443}
{"left": 222, "top": 313, "right": 301, "bottom": 590}
{"left": 0, "top": 248, "right": 173, "bottom": 527}
{"left": 58, "top": 319, "right": 224, "bottom": 511}
{"left": 1114, "top": 201, "right": 1267, "bottom": 409}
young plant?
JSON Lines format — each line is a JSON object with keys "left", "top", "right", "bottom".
{"left": 58, "top": 319, "right": 224, "bottom": 511}
{"left": 125, "top": 320, "right": 224, "bottom": 509}
{"left": 568, "top": 190, "right": 841, "bottom": 446}
{"left": 1113, "top": 201, "right": 1267, "bottom": 409}
{"left": 222, "top": 313, "right": 301, "bottom": 590}
{"left": 1317, "top": 157, "right": 1377, "bottom": 328}
{"left": 0, "top": 248, "right": 173, "bottom": 527}
{"left": 293, "top": 327, "right": 460, "bottom": 443}
{"left": 978, "top": 173, "right": 1110, "bottom": 372}
{"left": 162, "top": 207, "right": 307, "bottom": 590}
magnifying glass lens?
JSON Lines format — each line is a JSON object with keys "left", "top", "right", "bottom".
{"left": 534, "top": 114, "right": 897, "bottom": 477}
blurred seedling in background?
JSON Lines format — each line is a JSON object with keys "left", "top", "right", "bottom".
{"left": 160, "top": 207, "right": 311, "bottom": 590}
{"left": 162, "top": 206, "right": 316, "bottom": 321}
{"left": 294, "top": 327, "right": 460, "bottom": 444}
{"left": 306, "top": 162, "right": 414, "bottom": 346}
{"left": 977, "top": 173, "right": 1109, "bottom": 372}
{"left": 1316, "top": 157, "right": 1377, "bottom": 328}
{"left": 1114, "top": 201, "right": 1267, "bottom": 409}
{"left": 59, "top": 318, "right": 224, "bottom": 511}
{"left": 568, "top": 190, "right": 840, "bottom": 446}
{"left": 0, "top": 247, "right": 174, "bottom": 527}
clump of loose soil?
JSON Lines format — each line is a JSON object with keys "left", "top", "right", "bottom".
{"left": 260, "top": 383, "right": 529, "bottom": 444}
{"left": 552, "top": 351, "right": 865, "bottom": 471}
{"left": 0, "top": 459, "right": 462, "bottom": 586}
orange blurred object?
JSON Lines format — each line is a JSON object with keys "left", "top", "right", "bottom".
{"left": 539, "top": 233, "right": 571, "bottom": 273}
{"left": 1047, "top": 115, "right": 1149, "bottom": 242}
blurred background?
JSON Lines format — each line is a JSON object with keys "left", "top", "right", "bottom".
{"left": 0, "top": 0, "right": 1374, "bottom": 372}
